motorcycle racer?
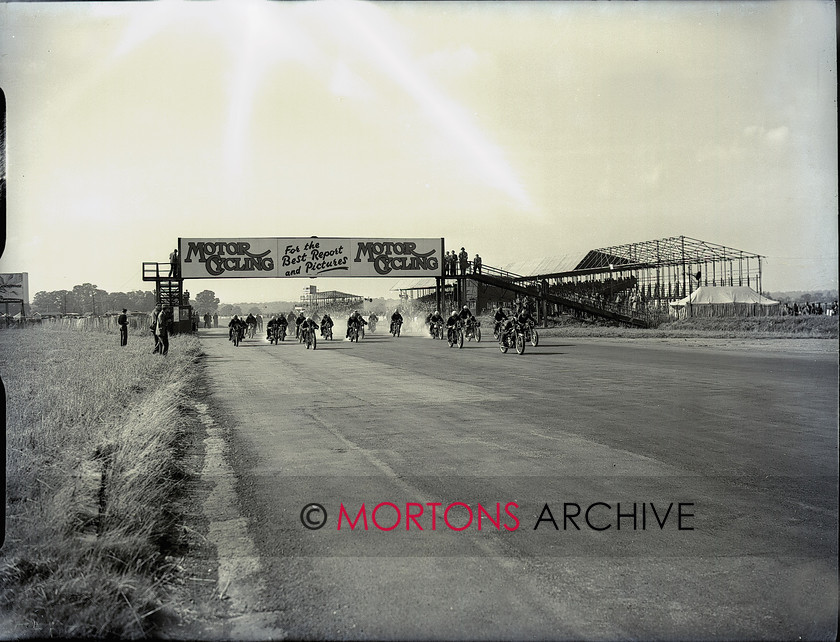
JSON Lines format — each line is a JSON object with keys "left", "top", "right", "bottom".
{"left": 320, "top": 313, "right": 334, "bottom": 337}
{"left": 267, "top": 314, "right": 288, "bottom": 339}
{"left": 429, "top": 309, "right": 445, "bottom": 336}
{"left": 493, "top": 306, "right": 508, "bottom": 335}
{"left": 228, "top": 315, "right": 247, "bottom": 341}
{"left": 346, "top": 310, "right": 367, "bottom": 338}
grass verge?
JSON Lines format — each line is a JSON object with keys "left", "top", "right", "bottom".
{"left": 1, "top": 326, "right": 202, "bottom": 638}
{"left": 477, "top": 314, "right": 839, "bottom": 339}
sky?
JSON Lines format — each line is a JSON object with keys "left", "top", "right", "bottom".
{"left": 0, "top": 0, "right": 836, "bottom": 305}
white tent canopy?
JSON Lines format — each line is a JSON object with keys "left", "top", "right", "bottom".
{"left": 669, "top": 286, "right": 779, "bottom": 317}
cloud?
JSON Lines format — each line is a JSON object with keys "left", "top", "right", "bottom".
{"left": 765, "top": 125, "right": 789, "bottom": 144}
{"left": 743, "top": 124, "right": 789, "bottom": 144}
{"left": 699, "top": 123, "right": 791, "bottom": 163}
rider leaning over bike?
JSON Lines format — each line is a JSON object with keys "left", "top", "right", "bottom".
{"left": 500, "top": 305, "right": 535, "bottom": 342}
{"left": 295, "top": 311, "right": 306, "bottom": 337}
{"left": 446, "top": 309, "right": 462, "bottom": 332}
{"left": 516, "top": 305, "right": 536, "bottom": 327}
{"left": 458, "top": 304, "right": 475, "bottom": 330}
{"left": 228, "top": 315, "right": 247, "bottom": 341}
{"left": 493, "top": 306, "right": 508, "bottom": 335}
{"left": 346, "top": 310, "right": 367, "bottom": 338}
{"left": 320, "top": 313, "right": 334, "bottom": 337}
{"left": 390, "top": 309, "right": 403, "bottom": 331}
{"left": 266, "top": 314, "right": 287, "bottom": 340}
{"left": 428, "top": 309, "right": 445, "bottom": 336}
{"left": 300, "top": 314, "right": 319, "bottom": 338}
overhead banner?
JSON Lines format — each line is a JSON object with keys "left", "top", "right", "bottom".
{"left": 179, "top": 237, "right": 444, "bottom": 279}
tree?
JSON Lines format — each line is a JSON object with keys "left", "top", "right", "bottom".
{"left": 248, "top": 306, "right": 262, "bottom": 315}
{"left": 31, "top": 290, "right": 66, "bottom": 314}
{"left": 106, "top": 291, "right": 131, "bottom": 313}
{"left": 71, "top": 283, "right": 107, "bottom": 315}
{"left": 127, "top": 290, "right": 156, "bottom": 311}
{"left": 218, "top": 303, "right": 242, "bottom": 316}
{"left": 195, "top": 290, "right": 220, "bottom": 314}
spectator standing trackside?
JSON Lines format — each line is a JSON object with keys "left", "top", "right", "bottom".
{"left": 118, "top": 308, "right": 129, "bottom": 346}
{"left": 169, "top": 248, "right": 179, "bottom": 278}
{"left": 157, "top": 306, "right": 170, "bottom": 356}
{"left": 459, "top": 248, "right": 468, "bottom": 275}
{"left": 473, "top": 254, "right": 482, "bottom": 275}
{"left": 150, "top": 304, "right": 162, "bottom": 354}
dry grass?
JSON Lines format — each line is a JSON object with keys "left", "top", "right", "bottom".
{"left": 0, "top": 325, "right": 202, "bottom": 638}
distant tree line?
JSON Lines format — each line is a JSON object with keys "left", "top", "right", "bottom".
{"left": 29, "top": 284, "right": 396, "bottom": 318}
{"left": 31, "top": 284, "right": 156, "bottom": 315}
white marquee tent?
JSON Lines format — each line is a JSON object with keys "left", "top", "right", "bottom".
{"left": 669, "top": 286, "right": 780, "bottom": 318}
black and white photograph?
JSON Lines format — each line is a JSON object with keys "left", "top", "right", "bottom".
{"left": 0, "top": 0, "right": 837, "bottom": 639}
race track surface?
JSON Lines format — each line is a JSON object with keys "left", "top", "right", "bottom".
{"left": 197, "top": 326, "right": 838, "bottom": 640}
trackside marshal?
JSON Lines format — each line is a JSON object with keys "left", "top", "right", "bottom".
{"left": 178, "top": 238, "right": 444, "bottom": 279}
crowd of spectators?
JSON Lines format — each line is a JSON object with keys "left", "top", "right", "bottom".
{"left": 442, "top": 248, "right": 482, "bottom": 276}
{"left": 782, "top": 301, "right": 837, "bottom": 316}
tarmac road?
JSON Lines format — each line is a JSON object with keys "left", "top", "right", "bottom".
{"left": 196, "top": 326, "right": 838, "bottom": 640}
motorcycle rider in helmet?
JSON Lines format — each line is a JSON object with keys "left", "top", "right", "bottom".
{"left": 320, "top": 313, "right": 334, "bottom": 337}
{"left": 346, "top": 310, "right": 367, "bottom": 338}
{"left": 390, "top": 309, "right": 404, "bottom": 333}
{"left": 428, "top": 309, "right": 445, "bottom": 336}
{"left": 228, "top": 315, "right": 247, "bottom": 341}
{"left": 459, "top": 305, "right": 475, "bottom": 334}
{"left": 493, "top": 306, "right": 508, "bottom": 335}
{"left": 300, "top": 315, "right": 319, "bottom": 342}
{"left": 516, "top": 306, "right": 536, "bottom": 327}
{"left": 446, "top": 309, "right": 461, "bottom": 332}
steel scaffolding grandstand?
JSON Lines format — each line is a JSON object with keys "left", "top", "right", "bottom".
{"left": 541, "top": 236, "right": 765, "bottom": 307}
{"left": 299, "top": 289, "right": 364, "bottom": 309}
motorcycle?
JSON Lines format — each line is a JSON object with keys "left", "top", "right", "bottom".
{"left": 348, "top": 323, "right": 359, "bottom": 343}
{"left": 302, "top": 326, "right": 317, "bottom": 350}
{"left": 499, "top": 322, "right": 526, "bottom": 355}
{"left": 391, "top": 319, "right": 402, "bottom": 337}
{"left": 268, "top": 324, "right": 280, "bottom": 345}
{"left": 368, "top": 319, "right": 377, "bottom": 334}
{"left": 523, "top": 322, "right": 539, "bottom": 347}
{"left": 493, "top": 320, "right": 504, "bottom": 341}
{"left": 464, "top": 318, "right": 481, "bottom": 342}
{"left": 321, "top": 324, "right": 333, "bottom": 341}
{"left": 447, "top": 322, "right": 464, "bottom": 349}
{"left": 430, "top": 321, "right": 444, "bottom": 340}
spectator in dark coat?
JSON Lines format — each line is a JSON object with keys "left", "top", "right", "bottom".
{"left": 118, "top": 309, "right": 129, "bottom": 346}
{"left": 459, "top": 248, "right": 468, "bottom": 275}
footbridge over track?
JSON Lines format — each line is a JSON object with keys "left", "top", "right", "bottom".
{"left": 442, "top": 264, "right": 654, "bottom": 328}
